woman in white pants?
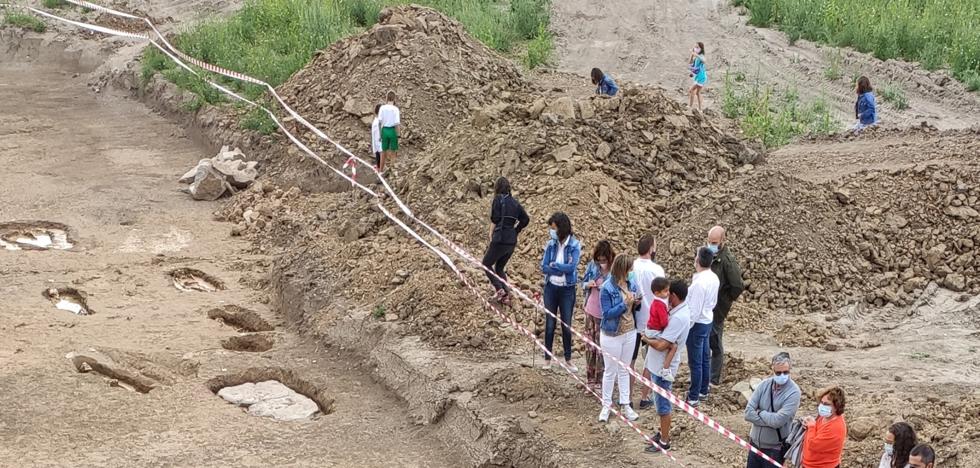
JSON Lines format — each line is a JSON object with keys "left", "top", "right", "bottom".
{"left": 597, "top": 253, "right": 640, "bottom": 422}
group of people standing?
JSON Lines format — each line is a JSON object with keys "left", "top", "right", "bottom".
{"left": 745, "top": 353, "right": 936, "bottom": 468}
{"left": 480, "top": 179, "right": 936, "bottom": 466}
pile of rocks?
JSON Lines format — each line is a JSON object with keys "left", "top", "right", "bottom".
{"left": 179, "top": 146, "right": 257, "bottom": 200}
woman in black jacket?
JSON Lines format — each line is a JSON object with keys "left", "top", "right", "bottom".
{"left": 483, "top": 177, "right": 530, "bottom": 305}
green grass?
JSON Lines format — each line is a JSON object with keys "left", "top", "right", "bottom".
{"left": 879, "top": 83, "right": 909, "bottom": 110}
{"left": 722, "top": 69, "right": 839, "bottom": 148}
{"left": 3, "top": 12, "right": 47, "bottom": 33}
{"left": 42, "top": 0, "right": 69, "bottom": 8}
{"left": 736, "top": 0, "right": 980, "bottom": 89}
{"left": 143, "top": 0, "right": 553, "bottom": 118}
{"left": 372, "top": 304, "right": 386, "bottom": 319}
{"left": 823, "top": 49, "right": 843, "bottom": 81}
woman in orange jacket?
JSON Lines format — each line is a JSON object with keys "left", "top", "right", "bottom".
{"left": 801, "top": 386, "right": 848, "bottom": 468}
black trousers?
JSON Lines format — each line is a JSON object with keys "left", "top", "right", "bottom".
{"left": 482, "top": 242, "right": 515, "bottom": 292}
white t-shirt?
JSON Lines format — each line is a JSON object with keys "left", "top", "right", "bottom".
{"left": 631, "top": 258, "right": 666, "bottom": 333}
{"left": 645, "top": 301, "right": 691, "bottom": 376}
{"left": 378, "top": 104, "right": 400, "bottom": 128}
{"left": 371, "top": 117, "right": 382, "bottom": 154}
{"left": 688, "top": 269, "right": 720, "bottom": 325}
{"left": 549, "top": 238, "right": 569, "bottom": 287}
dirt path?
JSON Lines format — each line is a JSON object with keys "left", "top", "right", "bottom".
{"left": 551, "top": 0, "right": 980, "bottom": 130}
{"left": 0, "top": 54, "right": 463, "bottom": 467}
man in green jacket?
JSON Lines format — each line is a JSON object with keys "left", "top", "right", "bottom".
{"left": 707, "top": 225, "right": 744, "bottom": 386}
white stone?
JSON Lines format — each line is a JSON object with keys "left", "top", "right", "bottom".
{"left": 218, "top": 380, "right": 319, "bottom": 421}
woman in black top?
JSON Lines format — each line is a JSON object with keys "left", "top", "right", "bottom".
{"left": 483, "top": 177, "right": 530, "bottom": 305}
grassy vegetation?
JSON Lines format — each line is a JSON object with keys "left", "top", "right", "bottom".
{"left": 142, "top": 0, "right": 553, "bottom": 131}
{"left": 3, "top": 12, "right": 47, "bottom": 33}
{"left": 42, "top": 0, "right": 69, "bottom": 8}
{"left": 734, "top": 0, "right": 980, "bottom": 88}
{"left": 879, "top": 83, "right": 910, "bottom": 110}
{"left": 722, "top": 69, "right": 839, "bottom": 148}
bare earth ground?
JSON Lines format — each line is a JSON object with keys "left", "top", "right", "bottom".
{"left": 552, "top": 0, "right": 980, "bottom": 130}
{"left": 0, "top": 48, "right": 462, "bottom": 467}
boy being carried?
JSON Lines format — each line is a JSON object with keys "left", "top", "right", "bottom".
{"left": 643, "top": 277, "right": 678, "bottom": 381}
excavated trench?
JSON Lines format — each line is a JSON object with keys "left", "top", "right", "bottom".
{"left": 42, "top": 287, "right": 92, "bottom": 315}
{"left": 0, "top": 221, "right": 73, "bottom": 251}
{"left": 207, "top": 367, "right": 334, "bottom": 421}
{"left": 169, "top": 268, "right": 225, "bottom": 292}
{"left": 221, "top": 334, "right": 274, "bottom": 352}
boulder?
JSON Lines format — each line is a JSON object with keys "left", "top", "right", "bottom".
{"left": 219, "top": 380, "right": 320, "bottom": 421}
{"left": 545, "top": 97, "right": 577, "bottom": 121}
{"left": 188, "top": 161, "right": 233, "bottom": 201}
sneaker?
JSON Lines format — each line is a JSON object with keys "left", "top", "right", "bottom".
{"left": 598, "top": 407, "right": 610, "bottom": 422}
{"left": 565, "top": 361, "right": 579, "bottom": 373}
{"left": 542, "top": 360, "right": 552, "bottom": 371}
{"left": 500, "top": 292, "right": 512, "bottom": 307}
{"left": 699, "top": 393, "right": 710, "bottom": 400}
{"left": 644, "top": 432, "right": 671, "bottom": 453}
{"left": 659, "top": 368, "right": 675, "bottom": 382}
{"left": 686, "top": 399, "right": 700, "bottom": 407}
{"left": 638, "top": 399, "right": 655, "bottom": 410}
{"left": 621, "top": 404, "right": 640, "bottom": 421}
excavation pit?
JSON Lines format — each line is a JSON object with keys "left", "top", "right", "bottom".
{"left": 0, "top": 221, "right": 73, "bottom": 251}
{"left": 43, "top": 287, "right": 93, "bottom": 315}
{"left": 221, "top": 334, "right": 274, "bottom": 352}
{"left": 207, "top": 305, "right": 274, "bottom": 332}
{"left": 208, "top": 367, "right": 334, "bottom": 421}
{"left": 169, "top": 268, "right": 225, "bottom": 292}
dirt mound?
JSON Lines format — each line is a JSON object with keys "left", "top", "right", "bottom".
{"left": 277, "top": 5, "right": 529, "bottom": 155}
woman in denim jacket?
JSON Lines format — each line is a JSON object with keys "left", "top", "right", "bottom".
{"left": 597, "top": 253, "right": 641, "bottom": 423}
{"left": 581, "top": 240, "right": 615, "bottom": 390}
{"left": 539, "top": 212, "right": 582, "bottom": 371}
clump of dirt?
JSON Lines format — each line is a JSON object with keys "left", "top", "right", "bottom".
{"left": 776, "top": 318, "right": 831, "bottom": 347}
{"left": 221, "top": 334, "right": 274, "bottom": 352}
{"left": 66, "top": 346, "right": 199, "bottom": 393}
{"left": 481, "top": 366, "right": 574, "bottom": 404}
{"left": 207, "top": 305, "right": 274, "bottom": 332}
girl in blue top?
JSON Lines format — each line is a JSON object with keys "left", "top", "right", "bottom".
{"left": 591, "top": 68, "right": 619, "bottom": 97}
{"left": 688, "top": 42, "right": 707, "bottom": 111}
{"left": 853, "top": 76, "right": 878, "bottom": 131}
{"left": 597, "top": 253, "right": 641, "bottom": 422}
{"left": 539, "top": 212, "right": 582, "bottom": 371}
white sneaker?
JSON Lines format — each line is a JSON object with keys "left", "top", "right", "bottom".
{"left": 660, "top": 368, "right": 675, "bottom": 382}
{"left": 565, "top": 361, "right": 579, "bottom": 373}
{"left": 598, "top": 407, "right": 610, "bottom": 422}
{"left": 542, "top": 360, "right": 552, "bottom": 371}
{"left": 622, "top": 404, "right": 640, "bottom": 421}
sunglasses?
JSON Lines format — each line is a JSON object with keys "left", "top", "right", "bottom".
{"left": 774, "top": 370, "right": 791, "bottom": 376}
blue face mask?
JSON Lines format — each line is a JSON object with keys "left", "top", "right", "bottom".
{"left": 817, "top": 404, "right": 833, "bottom": 418}
{"left": 884, "top": 443, "right": 894, "bottom": 456}
{"left": 774, "top": 374, "right": 790, "bottom": 386}
{"left": 707, "top": 243, "right": 720, "bottom": 254}
{"left": 549, "top": 229, "right": 558, "bottom": 241}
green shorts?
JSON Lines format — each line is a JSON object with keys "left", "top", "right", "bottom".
{"left": 381, "top": 126, "right": 399, "bottom": 151}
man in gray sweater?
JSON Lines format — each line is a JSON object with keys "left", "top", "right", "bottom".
{"left": 744, "top": 352, "right": 801, "bottom": 468}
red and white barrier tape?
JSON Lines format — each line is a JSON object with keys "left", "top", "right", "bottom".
{"left": 14, "top": 3, "right": 782, "bottom": 466}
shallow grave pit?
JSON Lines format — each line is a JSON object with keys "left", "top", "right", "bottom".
{"left": 43, "top": 288, "right": 93, "bottom": 315}
{"left": 221, "top": 334, "right": 274, "bottom": 352}
{"left": 0, "top": 221, "right": 73, "bottom": 251}
{"left": 169, "top": 268, "right": 225, "bottom": 292}
{"left": 208, "top": 367, "right": 334, "bottom": 421}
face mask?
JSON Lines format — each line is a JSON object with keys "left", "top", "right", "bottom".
{"left": 884, "top": 443, "right": 894, "bottom": 456}
{"left": 599, "top": 263, "right": 609, "bottom": 271}
{"left": 707, "top": 244, "right": 719, "bottom": 254}
{"left": 694, "top": 47, "right": 701, "bottom": 54}
{"left": 774, "top": 374, "right": 789, "bottom": 386}
{"left": 817, "top": 404, "right": 833, "bottom": 418}
{"left": 549, "top": 229, "right": 557, "bottom": 241}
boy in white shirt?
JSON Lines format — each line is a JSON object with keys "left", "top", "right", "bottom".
{"left": 378, "top": 91, "right": 401, "bottom": 171}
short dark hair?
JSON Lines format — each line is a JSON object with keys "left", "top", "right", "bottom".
{"left": 819, "top": 386, "right": 846, "bottom": 415}
{"left": 592, "top": 240, "right": 615, "bottom": 264}
{"left": 591, "top": 67, "right": 603, "bottom": 85}
{"left": 494, "top": 177, "right": 511, "bottom": 196}
{"left": 909, "top": 444, "right": 935, "bottom": 464}
{"left": 696, "top": 246, "right": 714, "bottom": 268}
{"left": 669, "top": 279, "right": 688, "bottom": 301}
{"left": 547, "top": 212, "right": 573, "bottom": 242}
{"left": 637, "top": 234, "right": 655, "bottom": 256}
{"left": 651, "top": 276, "right": 669, "bottom": 293}
{"left": 374, "top": 103, "right": 381, "bottom": 115}
{"left": 857, "top": 76, "right": 873, "bottom": 94}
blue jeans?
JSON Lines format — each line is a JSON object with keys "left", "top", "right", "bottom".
{"left": 746, "top": 445, "right": 785, "bottom": 468}
{"left": 653, "top": 375, "right": 673, "bottom": 416}
{"left": 543, "top": 283, "right": 576, "bottom": 361}
{"left": 686, "top": 322, "right": 712, "bottom": 401}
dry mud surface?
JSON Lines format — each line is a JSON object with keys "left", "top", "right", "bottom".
{"left": 2, "top": 1, "right": 980, "bottom": 468}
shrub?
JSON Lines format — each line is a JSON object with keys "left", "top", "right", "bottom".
{"left": 879, "top": 84, "right": 909, "bottom": 110}
{"left": 4, "top": 12, "right": 47, "bottom": 33}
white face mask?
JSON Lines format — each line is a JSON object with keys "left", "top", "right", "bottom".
{"left": 817, "top": 404, "right": 833, "bottom": 418}
{"left": 884, "top": 443, "right": 894, "bottom": 456}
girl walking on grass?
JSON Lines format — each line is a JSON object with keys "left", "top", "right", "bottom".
{"left": 582, "top": 240, "right": 615, "bottom": 390}
{"left": 689, "top": 42, "right": 707, "bottom": 111}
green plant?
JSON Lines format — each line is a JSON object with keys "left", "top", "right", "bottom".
{"left": 240, "top": 106, "right": 277, "bottom": 134}
{"left": 3, "top": 12, "right": 47, "bottom": 33}
{"left": 823, "top": 49, "right": 843, "bottom": 81}
{"left": 958, "top": 70, "right": 980, "bottom": 92}
{"left": 523, "top": 24, "right": 553, "bottom": 69}
{"left": 372, "top": 304, "right": 386, "bottom": 319}
{"left": 736, "top": 0, "right": 980, "bottom": 89}
{"left": 42, "top": 0, "right": 70, "bottom": 8}
{"left": 879, "top": 83, "right": 909, "bottom": 110}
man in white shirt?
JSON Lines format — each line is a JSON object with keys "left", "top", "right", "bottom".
{"left": 631, "top": 234, "right": 665, "bottom": 402}
{"left": 640, "top": 279, "right": 691, "bottom": 453}
{"left": 370, "top": 104, "right": 383, "bottom": 170}
{"left": 378, "top": 90, "right": 401, "bottom": 171}
{"left": 685, "top": 246, "right": 719, "bottom": 407}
